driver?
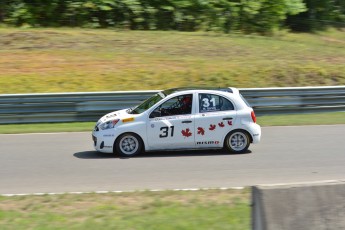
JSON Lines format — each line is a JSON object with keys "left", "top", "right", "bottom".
{"left": 180, "top": 95, "right": 192, "bottom": 114}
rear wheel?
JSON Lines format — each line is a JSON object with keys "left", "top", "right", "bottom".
{"left": 225, "top": 130, "right": 250, "bottom": 153}
{"left": 115, "top": 133, "right": 143, "bottom": 157}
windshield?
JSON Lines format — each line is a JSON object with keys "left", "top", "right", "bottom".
{"left": 129, "top": 93, "right": 164, "bottom": 114}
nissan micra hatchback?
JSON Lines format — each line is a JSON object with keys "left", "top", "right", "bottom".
{"left": 92, "top": 87, "right": 261, "bottom": 157}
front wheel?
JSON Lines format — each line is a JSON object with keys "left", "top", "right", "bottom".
{"left": 225, "top": 131, "right": 250, "bottom": 153}
{"left": 115, "top": 133, "right": 143, "bottom": 157}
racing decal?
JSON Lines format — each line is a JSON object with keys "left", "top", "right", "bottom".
{"left": 158, "top": 92, "right": 166, "bottom": 98}
{"left": 197, "top": 141, "right": 220, "bottom": 145}
{"left": 122, "top": 117, "right": 135, "bottom": 123}
{"left": 154, "top": 117, "right": 166, "bottom": 121}
{"left": 181, "top": 128, "right": 192, "bottom": 138}
{"left": 160, "top": 126, "right": 174, "bottom": 138}
{"left": 218, "top": 122, "right": 225, "bottom": 128}
{"left": 209, "top": 124, "right": 216, "bottom": 131}
{"left": 154, "top": 116, "right": 178, "bottom": 121}
{"left": 200, "top": 98, "right": 217, "bottom": 113}
{"left": 106, "top": 114, "right": 117, "bottom": 119}
{"left": 177, "top": 115, "right": 192, "bottom": 119}
{"left": 228, "top": 120, "right": 233, "bottom": 126}
{"left": 197, "top": 127, "right": 205, "bottom": 135}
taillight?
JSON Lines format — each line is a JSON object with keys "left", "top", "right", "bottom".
{"left": 251, "top": 111, "right": 256, "bottom": 123}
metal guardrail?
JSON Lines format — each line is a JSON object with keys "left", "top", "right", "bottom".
{"left": 240, "top": 86, "right": 345, "bottom": 115}
{"left": 0, "top": 86, "right": 344, "bottom": 124}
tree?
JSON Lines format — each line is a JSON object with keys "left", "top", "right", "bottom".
{"left": 287, "top": 0, "right": 345, "bottom": 31}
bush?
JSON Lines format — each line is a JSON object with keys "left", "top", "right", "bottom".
{"left": 0, "top": 0, "right": 310, "bottom": 34}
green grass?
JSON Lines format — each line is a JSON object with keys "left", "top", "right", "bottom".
{"left": 0, "top": 189, "right": 250, "bottom": 230}
{"left": 0, "top": 112, "right": 343, "bottom": 134}
{"left": 0, "top": 28, "right": 344, "bottom": 94}
{"left": 257, "top": 112, "right": 345, "bottom": 126}
{"left": 0, "top": 122, "right": 95, "bottom": 134}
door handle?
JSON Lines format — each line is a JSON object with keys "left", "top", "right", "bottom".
{"left": 222, "top": 117, "right": 233, "bottom": 120}
{"left": 182, "top": 120, "right": 192, "bottom": 123}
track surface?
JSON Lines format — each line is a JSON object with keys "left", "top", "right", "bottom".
{"left": 1, "top": 125, "right": 345, "bottom": 194}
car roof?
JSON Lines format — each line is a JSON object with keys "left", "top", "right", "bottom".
{"left": 162, "top": 87, "right": 234, "bottom": 96}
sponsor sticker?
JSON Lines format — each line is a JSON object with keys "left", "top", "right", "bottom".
{"left": 154, "top": 117, "right": 166, "bottom": 121}
{"left": 197, "top": 141, "right": 220, "bottom": 145}
{"left": 122, "top": 117, "right": 135, "bottom": 123}
{"left": 106, "top": 114, "right": 117, "bottom": 118}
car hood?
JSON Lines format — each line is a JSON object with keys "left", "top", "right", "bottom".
{"left": 98, "top": 109, "right": 129, "bottom": 123}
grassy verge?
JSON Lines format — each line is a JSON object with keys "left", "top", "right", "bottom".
{"left": 257, "top": 112, "right": 345, "bottom": 126}
{"left": 0, "top": 112, "right": 343, "bottom": 134}
{"left": 0, "top": 122, "right": 95, "bottom": 134}
{"left": 0, "top": 189, "right": 250, "bottom": 230}
{"left": 0, "top": 28, "right": 344, "bottom": 94}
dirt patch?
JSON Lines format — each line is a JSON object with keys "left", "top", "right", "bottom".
{"left": 321, "top": 36, "right": 345, "bottom": 45}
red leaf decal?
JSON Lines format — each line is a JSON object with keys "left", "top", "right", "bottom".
{"left": 228, "top": 121, "right": 232, "bottom": 126}
{"left": 209, "top": 124, "right": 216, "bottom": 131}
{"left": 218, "top": 122, "right": 225, "bottom": 128}
{"left": 181, "top": 128, "right": 192, "bottom": 137}
{"left": 197, "top": 127, "right": 205, "bottom": 135}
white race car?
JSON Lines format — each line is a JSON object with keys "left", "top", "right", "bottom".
{"left": 92, "top": 87, "right": 261, "bottom": 157}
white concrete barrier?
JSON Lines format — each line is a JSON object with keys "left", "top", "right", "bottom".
{"left": 252, "top": 180, "right": 345, "bottom": 230}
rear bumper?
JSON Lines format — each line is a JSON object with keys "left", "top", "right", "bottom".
{"left": 250, "top": 123, "right": 261, "bottom": 144}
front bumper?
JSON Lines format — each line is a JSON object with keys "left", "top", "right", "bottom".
{"left": 92, "top": 134, "right": 97, "bottom": 146}
{"left": 92, "top": 130, "right": 115, "bottom": 153}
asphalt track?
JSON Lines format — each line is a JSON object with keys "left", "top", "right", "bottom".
{"left": 1, "top": 125, "right": 344, "bottom": 195}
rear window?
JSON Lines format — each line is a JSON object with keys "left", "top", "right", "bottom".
{"left": 199, "top": 93, "right": 234, "bottom": 113}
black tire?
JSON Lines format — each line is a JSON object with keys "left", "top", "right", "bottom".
{"left": 115, "top": 133, "right": 143, "bottom": 157}
{"left": 224, "top": 130, "right": 250, "bottom": 153}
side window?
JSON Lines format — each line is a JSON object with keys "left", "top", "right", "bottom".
{"left": 150, "top": 94, "right": 193, "bottom": 118}
{"left": 199, "top": 94, "right": 234, "bottom": 113}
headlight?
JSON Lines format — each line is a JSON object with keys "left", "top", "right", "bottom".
{"left": 99, "top": 119, "right": 119, "bottom": 130}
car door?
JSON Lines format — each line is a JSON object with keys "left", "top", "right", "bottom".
{"left": 146, "top": 93, "right": 195, "bottom": 150}
{"left": 194, "top": 93, "right": 237, "bottom": 148}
